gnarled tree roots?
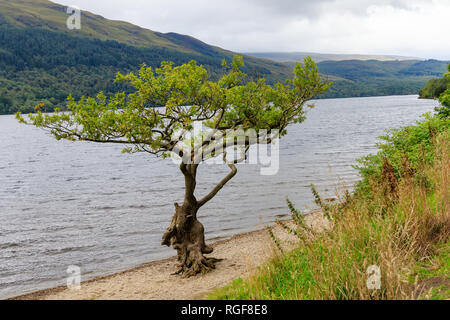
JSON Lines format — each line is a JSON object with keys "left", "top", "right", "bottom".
{"left": 162, "top": 203, "right": 222, "bottom": 277}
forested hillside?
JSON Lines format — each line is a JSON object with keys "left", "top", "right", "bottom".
{"left": 0, "top": 24, "right": 290, "bottom": 114}
{"left": 247, "top": 52, "right": 450, "bottom": 99}
{"left": 316, "top": 59, "right": 450, "bottom": 98}
{"left": 0, "top": 0, "right": 290, "bottom": 115}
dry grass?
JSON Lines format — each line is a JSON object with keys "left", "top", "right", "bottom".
{"left": 208, "top": 133, "right": 450, "bottom": 300}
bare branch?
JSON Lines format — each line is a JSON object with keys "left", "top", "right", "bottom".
{"left": 197, "top": 152, "right": 238, "bottom": 208}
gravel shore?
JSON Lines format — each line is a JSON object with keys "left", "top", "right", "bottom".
{"left": 10, "top": 210, "right": 329, "bottom": 300}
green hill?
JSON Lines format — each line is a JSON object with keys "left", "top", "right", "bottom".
{"left": 315, "top": 59, "right": 450, "bottom": 99}
{"left": 248, "top": 52, "right": 450, "bottom": 99}
{"left": 0, "top": 0, "right": 291, "bottom": 114}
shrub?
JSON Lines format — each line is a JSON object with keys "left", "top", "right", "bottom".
{"left": 354, "top": 114, "right": 450, "bottom": 196}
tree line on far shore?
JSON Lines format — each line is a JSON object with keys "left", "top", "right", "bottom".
{"left": 420, "top": 64, "right": 450, "bottom": 117}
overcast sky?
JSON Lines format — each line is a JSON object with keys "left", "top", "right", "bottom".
{"left": 54, "top": 0, "right": 450, "bottom": 59}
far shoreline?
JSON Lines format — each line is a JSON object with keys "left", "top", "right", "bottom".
{"left": 0, "top": 94, "right": 425, "bottom": 117}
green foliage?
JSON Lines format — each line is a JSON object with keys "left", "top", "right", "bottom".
{"left": 413, "top": 243, "right": 450, "bottom": 300}
{"left": 439, "top": 89, "right": 450, "bottom": 107}
{"left": 419, "top": 78, "right": 449, "bottom": 99}
{"left": 16, "top": 56, "right": 330, "bottom": 158}
{"left": 420, "top": 64, "right": 450, "bottom": 99}
{"left": 436, "top": 66, "right": 450, "bottom": 116}
{"left": 415, "top": 243, "right": 450, "bottom": 281}
{"left": 354, "top": 114, "right": 450, "bottom": 194}
{"left": 437, "top": 89, "right": 450, "bottom": 117}
{"left": 420, "top": 64, "right": 450, "bottom": 117}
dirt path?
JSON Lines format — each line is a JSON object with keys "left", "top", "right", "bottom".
{"left": 11, "top": 210, "right": 329, "bottom": 300}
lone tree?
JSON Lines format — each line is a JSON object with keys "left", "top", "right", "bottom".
{"left": 17, "top": 56, "right": 330, "bottom": 277}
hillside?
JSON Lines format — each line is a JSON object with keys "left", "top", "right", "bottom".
{"left": 0, "top": 0, "right": 291, "bottom": 114}
{"left": 316, "top": 59, "right": 450, "bottom": 99}
{"left": 247, "top": 52, "right": 450, "bottom": 99}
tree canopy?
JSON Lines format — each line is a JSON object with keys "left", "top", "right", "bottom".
{"left": 17, "top": 56, "right": 330, "bottom": 161}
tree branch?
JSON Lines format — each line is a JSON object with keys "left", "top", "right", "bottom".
{"left": 197, "top": 153, "right": 238, "bottom": 208}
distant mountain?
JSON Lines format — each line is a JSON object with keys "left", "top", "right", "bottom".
{"left": 314, "top": 59, "right": 450, "bottom": 99}
{"left": 317, "top": 59, "right": 450, "bottom": 79}
{"left": 246, "top": 52, "right": 450, "bottom": 99}
{"left": 246, "top": 52, "right": 423, "bottom": 63}
{"left": 0, "top": 0, "right": 291, "bottom": 114}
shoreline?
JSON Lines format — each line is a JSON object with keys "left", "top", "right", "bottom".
{"left": 0, "top": 94, "right": 424, "bottom": 117}
{"left": 9, "top": 210, "right": 329, "bottom": 300}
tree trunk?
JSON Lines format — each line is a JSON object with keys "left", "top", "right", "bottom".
{"left": 161, "top": 163, "right": 221, "bottom": 277}
{"left": 161, "top": 201, "right": 219, "bottom": 277}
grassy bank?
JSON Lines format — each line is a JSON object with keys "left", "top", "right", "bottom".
{"left": 208, "top": 114, "right": 450, "bottom": 300}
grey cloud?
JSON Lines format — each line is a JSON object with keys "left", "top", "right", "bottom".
{"left": 53, "top": 0, "right": 450, "bottom": 59}
{"left": 246, "top": 0, "right": 329, "bottom": 17}
{"left": 246, "top": 0, "right": 413, "bottom": 18}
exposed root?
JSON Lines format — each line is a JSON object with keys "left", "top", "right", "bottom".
{"left": 172, "top": 243, "right": 223, "bottom": 277}
{"left": 163, "top": 203, "right": 222, "bottom": 277}
{"left": 174, "top": 257, "right": 223, "bottom": 278}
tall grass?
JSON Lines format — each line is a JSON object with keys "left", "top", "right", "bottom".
{"left": 208, "top": 117, "right": 449, "bottom": 300}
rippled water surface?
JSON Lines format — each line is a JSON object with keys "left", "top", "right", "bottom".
{"left": 0, "top": 95, "right": 438, "bottom": 299}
